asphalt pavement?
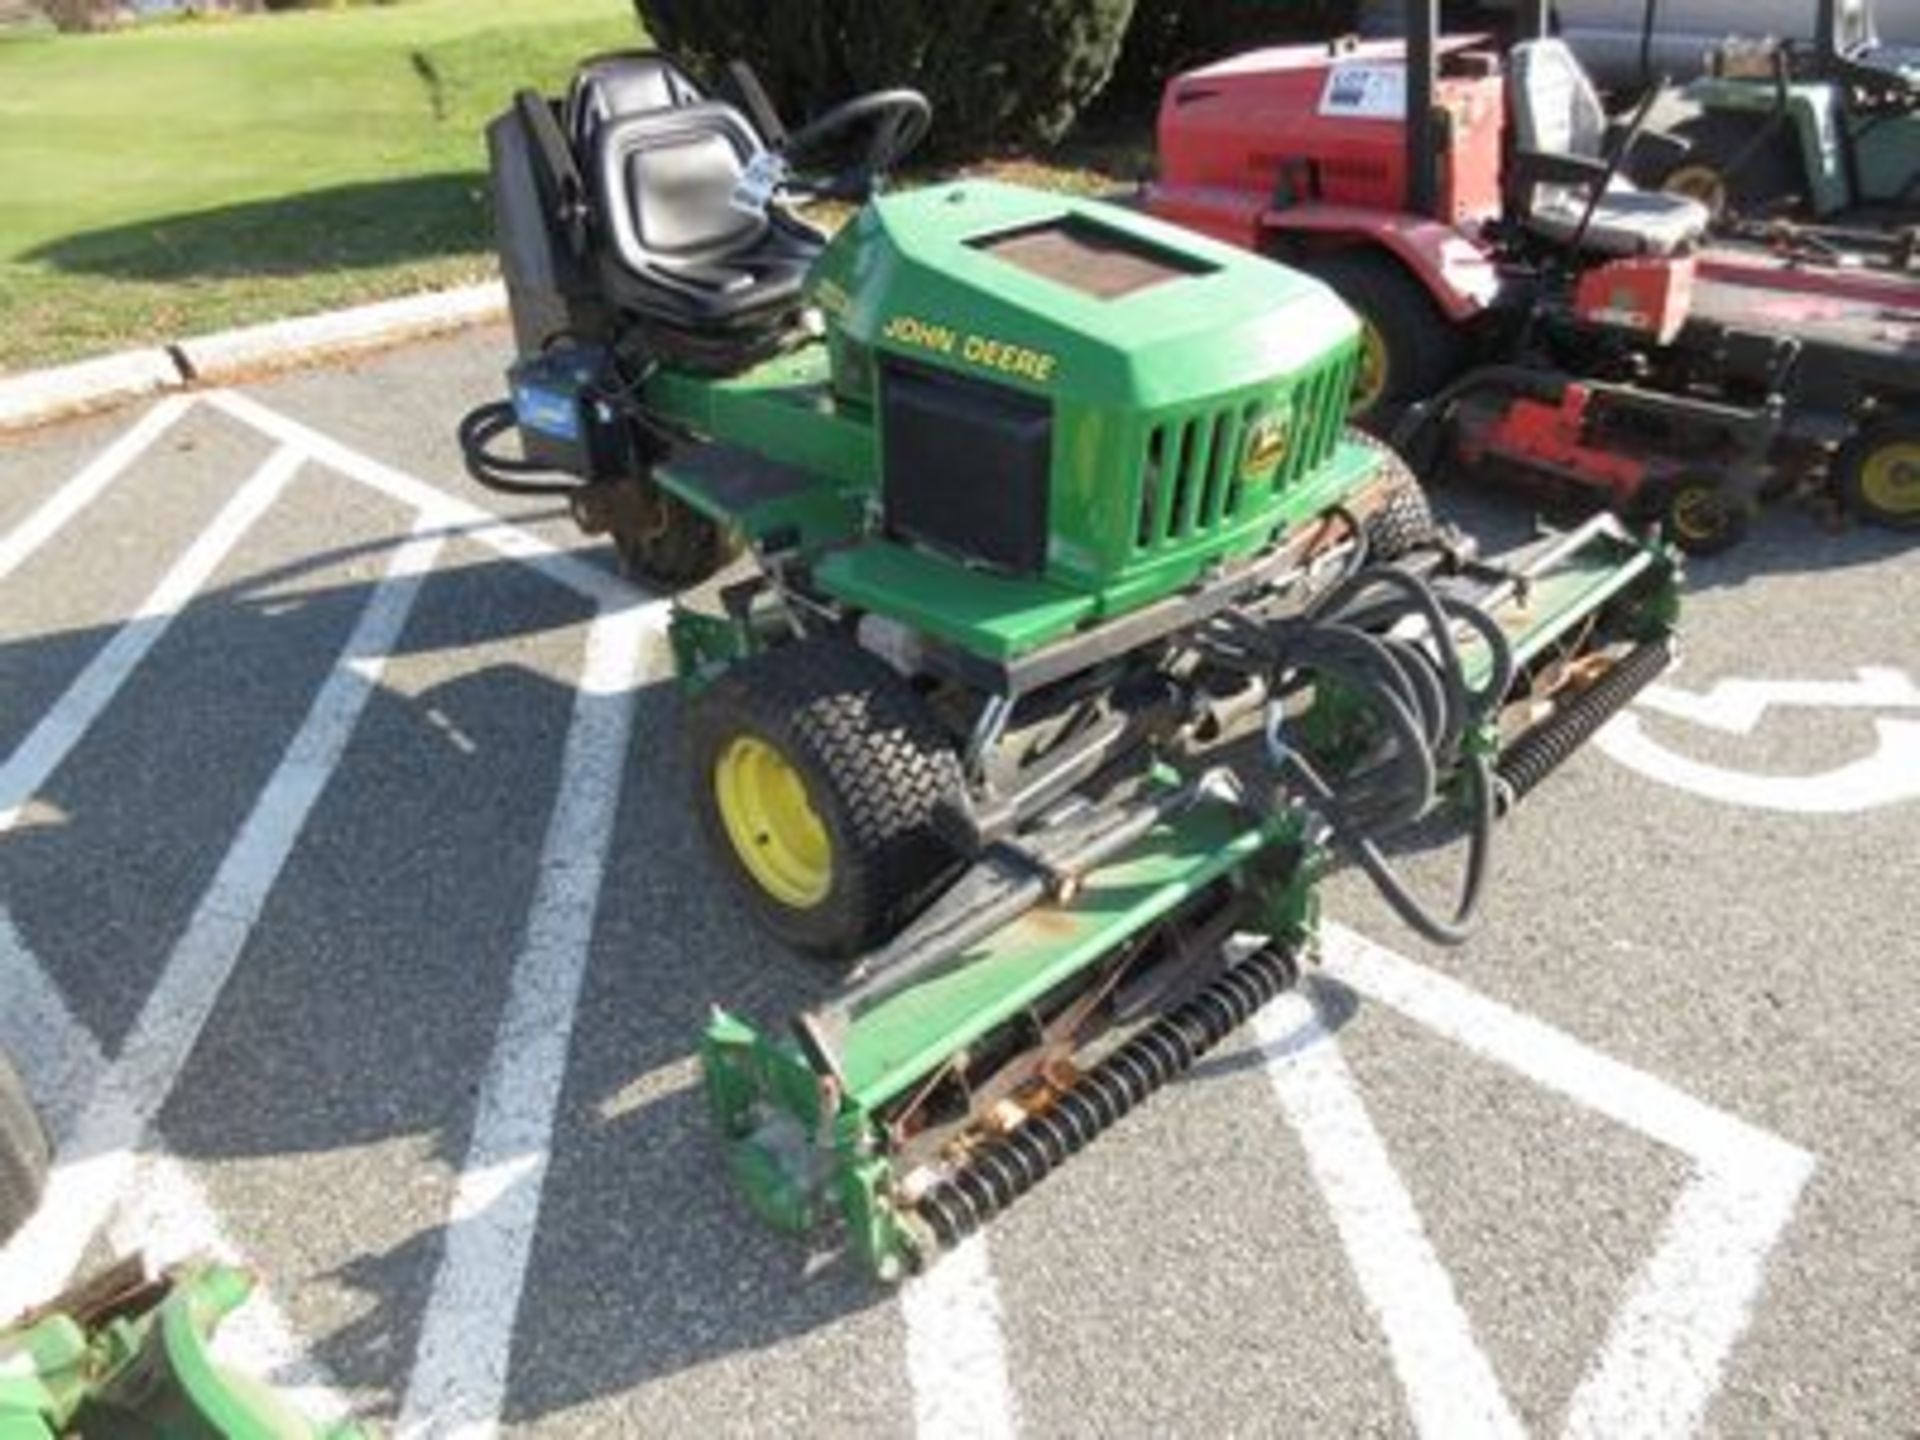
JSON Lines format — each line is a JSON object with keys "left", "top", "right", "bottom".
{"left": 1, "top": 324, "right": 1915, "bottom": 1437}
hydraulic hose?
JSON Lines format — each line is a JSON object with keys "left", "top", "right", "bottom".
{"left": 456, "top": 399, "right": 593, "bottom": 497}
{"left": 1214, "top": 556, "right": 1516, "bottom": 946}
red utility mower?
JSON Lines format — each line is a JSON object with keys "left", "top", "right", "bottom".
{"left": 1148, "top": 0, "right": 1920, "bottom": 551}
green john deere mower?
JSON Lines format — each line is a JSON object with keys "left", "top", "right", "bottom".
{"left": 460, "top": 53, "right": 1682, "bottom": 1280}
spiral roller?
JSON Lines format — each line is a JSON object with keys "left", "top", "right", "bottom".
{"left": 1495, "top": 636, "right": 1674, "bottom": 808}
{"left": 915, "top": 944, "right": 1300, "bottom": 1250}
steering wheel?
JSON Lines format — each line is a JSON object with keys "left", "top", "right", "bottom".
{"left": 778, "top": 90, "right": 932, "bottom": 202}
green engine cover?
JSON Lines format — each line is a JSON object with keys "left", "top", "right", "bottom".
{"left": 810, "top": 181, "right": 1362, "bottom": 599}
{"left": 648, "top": 181, "right": 1375, "bottom": 663}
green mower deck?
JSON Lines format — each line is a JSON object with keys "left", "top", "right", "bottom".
{"left": 694, "top": 513, "right": 1676, "bottom": 1280}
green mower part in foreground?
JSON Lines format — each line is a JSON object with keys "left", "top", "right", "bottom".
{"left": 0, "top": 1259, "right": 363, "bottom": 1439}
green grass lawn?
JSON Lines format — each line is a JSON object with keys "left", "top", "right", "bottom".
{"left": 0, "top": 0, "right": 1144, "bottom": 376}
{"left": 0, "top": 0, "right": 643, "bottom": 373}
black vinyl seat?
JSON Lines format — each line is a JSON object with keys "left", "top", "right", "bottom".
{"left": 549, "top": 52, "right": 822, "bottom": 360}
{"left": 565, "top": 51, "right": 708, "bottom": 156}
{"left": 589, "top": 100, "right": 822, "bottom": 334}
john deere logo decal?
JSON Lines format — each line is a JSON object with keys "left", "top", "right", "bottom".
{"left": 1243, "top": 413, "right": 1290, "bottom": 476}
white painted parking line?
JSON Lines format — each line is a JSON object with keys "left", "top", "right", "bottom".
{"left": 901, "top": 1233, "right": 1020, "bottom": 1440}
{"left": 0, "top": 395, "right": 193, "bottom": 585}
{"left": 1596, "top": 712, "right": 1920, "bottom": 814}
{"left": 1255, "top": 993, "right": 1527, "bottom": 1440}
{"left": 1560, "top": 1163, "right": 1808, "bottom": 1440}
{"left": 0, "top": 520, "right": 446, "bottom": 1310}
{"left": 204, "top": 389, "right": 633, "bottom": 612}
{"left": 1319, "top": 926, "right": 1808, "bottom": 1183}
{"left": 0, "top": 906, "right": 106, "bottom": 1141}
{"left": 1319, "top": 923, "right": 1815, "bottom": 1440}
{"left": 0, "top": 443, "right": 304, "bottom": 836}
{"left": 397, "top": 601, "right": 658, "bottom": 1440}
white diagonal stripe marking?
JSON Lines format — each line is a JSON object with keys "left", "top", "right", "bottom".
{"left": 902, "top": 1232, "right": 1020, "bottom": 1440}
{"left": 1257, "top": 992, "right": 1527, "bottom": 1440}
{"left": 0, "top": 396, "right": 193, "bottom": 584}
{"left": 0, "top": 520, "right": 445, "bottom": 1309}
{"left": 396, "top": 600, "right": 655, "bottom": 1440}
{"left": 0, "top": 444, "right": 303, "bottom": 835}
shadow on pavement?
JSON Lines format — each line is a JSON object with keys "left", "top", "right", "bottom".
{"left": 5, "top": 517, "right": 888, "bottom": 1414}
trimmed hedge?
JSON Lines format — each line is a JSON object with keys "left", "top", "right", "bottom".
{"left": 1100, "top": 0, "right": 1352, "bottom": 115}
{"left": 635, "top": 0, "right": 1138, "bottom": 155}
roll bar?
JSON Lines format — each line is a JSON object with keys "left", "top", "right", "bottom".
{"left": 1401, "top": 0, "right": 1552, "bottom": 221}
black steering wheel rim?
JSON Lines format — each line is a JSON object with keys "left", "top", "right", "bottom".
{"left": 779, "top": 89, "right": 931, "bottom": 200}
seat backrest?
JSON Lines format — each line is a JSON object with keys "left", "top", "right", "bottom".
{"left": 592, "top": 101, "right": 770, "bottom": 276}
{"left": 1509, "top": 39, "right": 1608, "bottom": 161}
{"left": 566, "top": 52, "right": 707, "bottom": 160}
{"left": 1831, "top": 0, "right": 1878, "bottom": 56}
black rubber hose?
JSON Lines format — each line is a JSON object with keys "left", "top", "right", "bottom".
{"left": 1247, "top": 558, "right": 1515, "bottom": 947}
{"left": 1348, "top": 754, "right": 1496, "bottom": 946}
{"left": 456, "top": 399, "right": 592, "bottom": 497}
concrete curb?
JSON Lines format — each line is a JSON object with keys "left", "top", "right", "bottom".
{"left": 175, "top": 281, "right": 506, "bottom": 384}
{"left": 0, "top": 280, "right": 506, "bottom": 436}
{"left": 0, "top": 348, "right": 182, "bottom": 435}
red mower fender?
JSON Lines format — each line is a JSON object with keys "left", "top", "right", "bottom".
{"left": 1260, "top": 207, "right": 1504, "bottom": 320}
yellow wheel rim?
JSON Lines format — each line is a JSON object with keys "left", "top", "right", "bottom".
{"left": 714, "top": 736, "right": 832, "bottom": 909}
{"left": 1664, "top": 165, "right": 1728, "bottom": 220}
{"left": 1352, "top": 320, "right": 1389, "bottom": 417}
{"left": 1670, "top": 484, "right": 1726, "bottom": 543}
{"left": 1859, "top": 440, "right": 1920, "bottom": 516}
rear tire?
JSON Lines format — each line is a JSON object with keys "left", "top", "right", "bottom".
{"left": 0, "top": 1047, "right": 49, "bottom": 1245}
{"left": 1657, "top": 114, "right": 1804, "bottom": 221}
{"left": 1303, "top": 250, "right": 1468, "bottom": 432}
{"left": 687, "top": 640, "right": 965, "bottom": 958}
{"left": 1833, "top": 414, "right": 1920, "bottom": 530}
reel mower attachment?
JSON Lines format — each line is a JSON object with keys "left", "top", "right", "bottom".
{"left": 698, "top": 515, "right": 1675, "bottom": 1281}
{"left": 703, "top": 779, "right": 1313, "bottom": 1280}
